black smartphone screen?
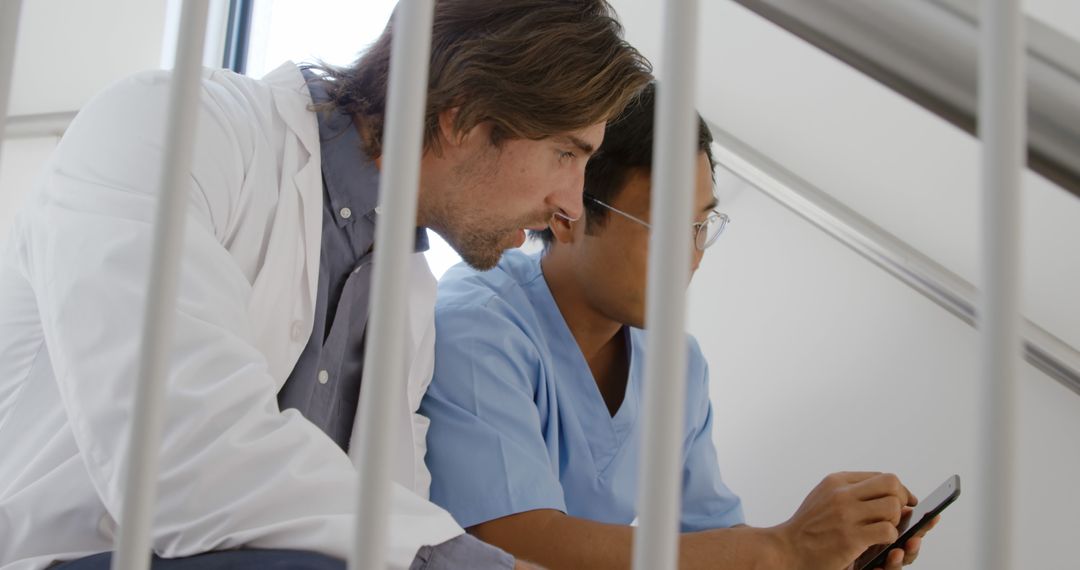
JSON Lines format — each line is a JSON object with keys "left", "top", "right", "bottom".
{"left": 856, "top": 474, "right": 961, "bottom": 570}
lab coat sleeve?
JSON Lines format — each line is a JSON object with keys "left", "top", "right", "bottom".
{"left": 17, "top": 70, "right": 459, "bottom": 565}
{"left": 421, "top": 300, "right": 568, "bottom": 529}
{"left": 678, "top": 340, "right": 746, "bottom": 532}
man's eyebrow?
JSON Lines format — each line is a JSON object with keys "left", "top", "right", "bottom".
{"left": 557, "top": 135, "right": 596, "bottom": 157}
{"left": 701, "top": 196, "right": 719, "bottom": 212}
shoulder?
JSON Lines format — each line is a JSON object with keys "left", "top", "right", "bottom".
{"left": 56, "top": 67, "right": 289, "bottom": 180}
{"left": 72, "top": 66, "right": 282, "bottom": 128}
{"left": 629, "top": 329, "right": 711, "bottom": 399}
{"left": 628, "top": 329, "right": 707, "bottom": 370}
{"left": 434, "top": 251, "right": 549, "bottom": 364}
{"left": 42, "top": 65, "right": 307, "bottom": 245}
{"left": 685, "top": 334, "right": 707, "bottom": 372}
{"left": 436, "top": 250, "right": 544, "bottom": 316}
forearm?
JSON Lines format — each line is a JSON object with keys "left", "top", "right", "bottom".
{"left": 681, "top": 525, "right": 789, "bottom": 570}
{"left": 473, "top": 510, "right": 630, "bottom": 569}
{"left": 470, "top": 510, "right": 788, "bottom": 570}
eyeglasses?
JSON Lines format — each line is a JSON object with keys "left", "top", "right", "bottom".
{"left": 583, "top": 194, "right": 730, "bottom": 251}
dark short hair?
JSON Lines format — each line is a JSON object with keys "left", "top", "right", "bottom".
{"left": 309, "top": 0, "right": 653, "bottom": 158}
{"left": 531, "top": 81, "right": 717, "bottom": 247}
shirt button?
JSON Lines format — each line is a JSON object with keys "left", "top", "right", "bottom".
{"left": 340, "top": 207, "right": 352, "bottom": 219}
{"left": 290, "top": 321, "right": 304, "bottom": 342}
{"left": 318, "top": 370, "right": 329, "bottom": 384}
{"left": 374, "top": 205, "right": 384, "bottom": 216}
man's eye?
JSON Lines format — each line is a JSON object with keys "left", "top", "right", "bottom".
{"left": 559, "top": 150, "right": 576, "bottom": 160}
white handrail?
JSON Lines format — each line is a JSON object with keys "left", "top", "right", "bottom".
{"left": 111, "top": 1, "right": 209, "bottom": 569}
{"left": 0, "top": 0, "right": 24, "bottom": 159}
{"left": 350, "top": 0, "right": 434, "bottom": 568}
{"left": 3, "top": 111, "right": 76, "bottom": 138}
{"left": 977, "top": 1, "right": 1024, "bottom": 569}
{"left": 707, "top": 122, "right": 1080, "bottom": 396}
{"left": 632, "top": 1, "right": 700, "bottom": 569}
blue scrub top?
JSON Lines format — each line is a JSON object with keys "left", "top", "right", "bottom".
{"left": 422, "top": 250, "right": 744, "bottom": 531}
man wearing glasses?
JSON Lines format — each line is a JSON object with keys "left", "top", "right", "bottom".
{"left": 421, "top": 83, "right": 934, "bottom": 569}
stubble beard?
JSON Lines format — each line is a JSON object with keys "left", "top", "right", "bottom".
{"left": 428, "top": 197, "right": 553, "bottom": 271}
{"left": 441, "top": 222, "right": 516, "bottom": 271}
{"left": 430, "top": 142, "right": 548, "bottom": 271}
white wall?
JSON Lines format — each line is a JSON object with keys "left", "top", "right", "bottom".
{"left": 1027, "top": 0, "right": 1080, "bottom": 42}
{"left": 7, "top": 0, "right": 168, "bottom": 117}
{"left": 689, "top": 170, "right": 1080, "bottom": 568}
{"left": 692, "top": 3, "right": 1080, "bottom": 351}
{"left": 607, "top": 1, "right": 1080, "bottom": 568}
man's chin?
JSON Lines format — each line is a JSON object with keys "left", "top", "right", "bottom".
{"left": 456, "top": 237, "right": 512, "bottom": 271}
{"left": 459, "top": 250, "right": 503, "bottom": 271}
{"left": 441, "top": 227, "right": 523, "bottom": 271}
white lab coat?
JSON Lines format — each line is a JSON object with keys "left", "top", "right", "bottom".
{"left": 0, "top": 62, "right": 463, "bottom": 569}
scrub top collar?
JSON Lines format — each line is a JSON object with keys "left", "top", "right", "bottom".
{"left": 525, "top": 254, "right": 641, "bottom": 474}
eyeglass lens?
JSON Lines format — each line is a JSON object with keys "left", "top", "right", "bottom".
{"left": 695, "top": 213, "right": 728, "bottom": 250}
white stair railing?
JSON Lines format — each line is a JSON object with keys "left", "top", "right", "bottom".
{"left": 977, "top": 1, "right": 1024, "bottom": 569}
{"left": 350, "top": 0, "right": 434, "bottom": 568}
{"left": 111, "top": 1, "right": 210, "bottom": 569}
{"left": 632, "top": 1, "right": 701, "bottom": 569}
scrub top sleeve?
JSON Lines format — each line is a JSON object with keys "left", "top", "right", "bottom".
{"left": 423, "top": 302, "right": 567, "bottom": 529}
{"left": 679, "top": 357, "right": 746, "bottom": 532}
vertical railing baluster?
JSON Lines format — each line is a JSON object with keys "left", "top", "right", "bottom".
{"left": 350, "top": 0, "right": 434, "bottom": 568}
{"left": 112, "top": 2, "right": 210, "bottom": 569}
{"left": 977, "top": 1, "right": 1024, "bottom": 569}
{"left": 632, "top": 1, "right": 700, "bottom": 569}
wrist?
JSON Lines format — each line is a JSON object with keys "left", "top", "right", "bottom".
{"left": 762, "top": 523, "right": 801, "bottom": 570}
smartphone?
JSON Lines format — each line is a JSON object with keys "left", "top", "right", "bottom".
{"left": 855, "top": 474, "right": 961, "bottom": 570}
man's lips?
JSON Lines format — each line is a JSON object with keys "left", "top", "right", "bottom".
{"left": 525, "top": 214, "right": 557, "bottom": 232}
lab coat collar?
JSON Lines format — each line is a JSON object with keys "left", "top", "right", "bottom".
{"left": 251, "top": 61, "right": 323, "bottom": 388}
{"left": 264, "top": 61, "right": 320, "bottom": 160}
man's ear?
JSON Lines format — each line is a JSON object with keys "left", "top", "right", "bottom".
{"left": 437, "top": 107, "right": 466, "bottom": 149}
{"left": 549, "top": 211, "right": 580, "bottom": 245}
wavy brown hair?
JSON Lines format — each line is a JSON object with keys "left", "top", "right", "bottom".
{"left": 530, "top": 82, "right": 717, "bottom": 248}
{"left": 311, "top": 0, "right": 652, "bottom": 158}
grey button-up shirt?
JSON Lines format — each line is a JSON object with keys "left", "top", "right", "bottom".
{"left": 279, "top": 69, "right": 513, "bottom": 570}
{"left": 278, "top": 70, "right": 428, "bottom": 450}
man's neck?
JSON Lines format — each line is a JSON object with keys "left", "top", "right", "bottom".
{"left": 541, "top": 252, "right": 630, "bottom": 416}
{"left": 540, "top": 253, "right": 622, "bottom": 361}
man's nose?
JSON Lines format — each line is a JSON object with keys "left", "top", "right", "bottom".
{"left": 549, "top": 173, "right": 585, "bottom": 221}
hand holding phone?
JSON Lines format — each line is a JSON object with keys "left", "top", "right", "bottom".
{"left": 779, "top": 472, "right": 917, "bottom": 570}
{"left": 855, "top": 474, "right": 960, "bottom": 570}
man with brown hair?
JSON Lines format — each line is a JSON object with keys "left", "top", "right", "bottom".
{"left": 0, "top": 1, "right": 650, "bottom": 569}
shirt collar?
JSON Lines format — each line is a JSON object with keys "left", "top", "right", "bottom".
{"left": 304, "top": 68, "right": 380, "bottom": 225}
{"left": 303, "top": 67, "right": 429, "bottom": 253}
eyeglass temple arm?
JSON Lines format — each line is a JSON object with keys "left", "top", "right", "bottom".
{"left": 585, "top": 195, "right": 652, "bottom": 228}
